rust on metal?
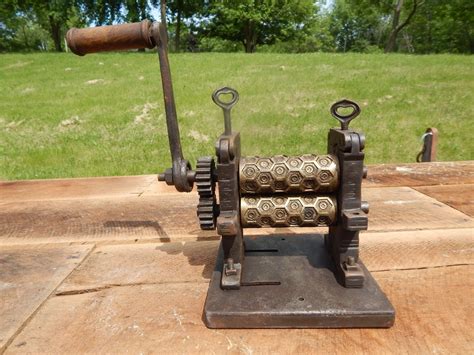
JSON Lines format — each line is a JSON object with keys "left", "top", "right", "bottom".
{"left": 417, "top": 127, "right": 439, "bottom": 162}
{"left": 152, "top": 22, "right": 194, "bottom": 192}
{"left": 66, "top": 20, "right": 394, "bottom": 328}
{"left": 66, "top": 20, "right": 155, "bottom": 56}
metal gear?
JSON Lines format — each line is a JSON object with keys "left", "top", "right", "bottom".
{"left": 196, "top": 156, "right": 218, "bottom": 230}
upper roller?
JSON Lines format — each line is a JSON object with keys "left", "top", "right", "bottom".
{"left": 239, "top": 154, "right": 339, "bottom": 194}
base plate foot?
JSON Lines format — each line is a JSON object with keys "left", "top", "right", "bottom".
{"left": 204, "top": 234, "right": 395, "bottom": 328}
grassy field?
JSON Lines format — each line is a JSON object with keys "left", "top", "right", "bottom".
{"left": 0, "top": 52, "right": 472, "bottom": 180}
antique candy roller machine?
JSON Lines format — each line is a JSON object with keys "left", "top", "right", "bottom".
{"left": 67, "top": 20, "right": 395, "bottom": 328}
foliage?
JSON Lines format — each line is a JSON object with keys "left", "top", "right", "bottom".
{"left": 198, "top": 36, "right": 241, "bottom": 52}
{"left": 166, "top": 0, "right": 206, "bottom": 51}
{"left": 202, "top": 0, "right": 317, "bottom": 53}
{"left": 79, "top": 0, "right": 124, "bottom": 25}
{"left": 406, "top": 0, "right": 474, "bottom": 54}
{"left": 0, "top": 0, "right": 472, "bottom": 54}
{"left": 259, "top": 12, "right": 336, "bottom": 53}
{"left": 0, "top": 0, "right": 82, "bottom": 52}
{"left": 0, "top": 3, "right": 52, "bottom": 51}
{"left": 329, "top": 0, "right": 387, "bottom": 52}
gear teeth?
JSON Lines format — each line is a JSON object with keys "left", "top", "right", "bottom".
{"left": 196, "top": 156, "right": 218, "bottom": 230}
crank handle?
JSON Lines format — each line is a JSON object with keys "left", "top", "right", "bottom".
{"left": 67, "top": 21, "right": 194, "bottom": 193}
{"left": 66, "top": 20, "right": 155, "bottom": 56}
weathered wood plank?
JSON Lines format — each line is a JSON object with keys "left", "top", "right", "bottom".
{"left": 1, "top": 187, "right": 472, "bottom": 245}
{"left": 414, "top": 184, "right": 474, "bottom": 217}
{"left": 54, "top": 228, "right": 473, "bottom": 295}
{"left": 0, "top": 244, "right": 93, "bottom": 352}
{"left": 362, "top": 187, "right": 473, "bottom": 232}
{"left": 6, "top": 266, "right": 473, "bottom": 354}
{"left": 361, "top": 228, "right": 474, "bottom": 271}
{"left": 56, "top": 241, "right": 217, "bottom": 295}
{"left": 364, "top": 161, "right": 474, "bottom": 187}
{"left": 0, "top": 194, "right": 211, "bottom": 244}
{"left": 1, "top": 161, "right": 472, "bottom": 204}
{"left": 0, "top": 175, "right": 158, "bottom": 202}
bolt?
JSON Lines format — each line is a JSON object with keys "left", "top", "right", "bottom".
{"left": 347, "top": 256, "right": 356, "bottom": 266}
{"left": 225, "top": 258, "right": 237, "bottom": 276}
{"left": 361, "top": 201, "right": 369, "bottom": 214}
{"left": 363, "top": 166, "right": 368, "bottom": 179}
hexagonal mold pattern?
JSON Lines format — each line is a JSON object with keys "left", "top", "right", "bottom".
{"left": 240, "top": 155, "right": 338, "bottom": 194}
{"left": 241, "top": 195, "right": 337, "bottom": 228}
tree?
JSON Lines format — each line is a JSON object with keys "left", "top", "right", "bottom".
{"left": 124, "top": 0, "right": 148, "bottom": 22}
{"left": 79, "top": 0, "right": 123, "bottom": 25}
{"left": 1, "top": 0, "right": 80, "bottom": 52}
{"left": 406, "top": 0, "right": 473, "bottom": 53}
{"left": 385, "top": 0, "right": 421, "bottom": 52}
{"left": 167, "top": 0, "right": 205, "bottom": 51}
{"left": 0, "top": 1, "right": 52, "bottom": 51}
{"left": 203, "top": 0, "right": 316, "bottom": 53}
{"left": 330, "top": 0, "right": 384, "bottom": 52}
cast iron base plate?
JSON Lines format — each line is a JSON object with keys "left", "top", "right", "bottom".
{"left": 203, "top": 234, "right": 395, "bottom": 328}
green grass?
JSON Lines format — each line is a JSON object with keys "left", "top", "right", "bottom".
{"left": 0, "top": 52, "right": 472, "bottom": 180}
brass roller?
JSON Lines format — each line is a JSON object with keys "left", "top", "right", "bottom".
{"left": 239, "top": 154, "right": 339, "bottom": 194}
{"left": 241, "top": 195, "right": 337, "bottom": 228}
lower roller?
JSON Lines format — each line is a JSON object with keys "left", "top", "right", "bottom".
{"left": 241, "top": 195, "right": 337, "bottom": 228}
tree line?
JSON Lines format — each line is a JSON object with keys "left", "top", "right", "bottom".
{"left": 1, "top": 0, "right": 472, "bottom": 54}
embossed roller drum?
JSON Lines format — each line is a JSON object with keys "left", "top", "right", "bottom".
{"left": 241, "top": 195, "right": 337, "bottom": 228}
{"left": 239, "top": 154, "right": 339, "bottom": 194}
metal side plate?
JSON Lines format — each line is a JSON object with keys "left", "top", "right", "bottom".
{"left": 203, "top": 234, "right": 395, "bottom": 328}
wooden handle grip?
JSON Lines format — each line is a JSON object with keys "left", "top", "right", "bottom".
{"left": 66, "top": 20, "right": 155, "bottom": 56}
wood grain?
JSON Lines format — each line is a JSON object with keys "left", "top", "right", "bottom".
{"left": 414, "top": 184, "right": 474, "bottom": 217}
{"left": 6, "top": 266, "right": 473, "bottom": 354}
{"left": 1, "top": 163, "right": 473, "bottom": 353}
{"left": 54, "top": 228, "right": 473, "bottom": 295}
{"left": 2, "top": 161, "right": 471, "bottom": 204}
{"left": 56, "top": 241, "right": 218, "bottom": 295}
{"left": 1, "top": 187, "right": 472, "bottom": 245}
{"left": 362, "top": 187, "right": 473, "bottom": 232}
{"left": 0, "top": 244, "right": 93, "bottom": 352}
{"left": 0, "top": 195, "right": 213, "bottom": 244}
{"left": 364, "top": 161, "right": 474, "bottom": 187}
{"left": 0, "top": 175, "right": 158, "bottom": 202}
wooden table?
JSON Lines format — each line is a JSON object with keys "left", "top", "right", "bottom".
{"left": 1, "top": 161, "right": 473, "bottom": 354}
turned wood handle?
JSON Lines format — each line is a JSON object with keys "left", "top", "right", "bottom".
{"left": 66, "top": 20, "right": 155, "bottom": 56}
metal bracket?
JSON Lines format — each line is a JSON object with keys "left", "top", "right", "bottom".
{"left": 327, "top": 100, "right": 367, "bottom": 288}
{"left": 213, "top": 87, "right": 244, "bottom": 290}
{"left": 416, "top": 127, "right": 438, "bottom": 162}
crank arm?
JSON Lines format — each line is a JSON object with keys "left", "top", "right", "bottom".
{"left": 66, "top": 21, "right": 194, "bottom": 192}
